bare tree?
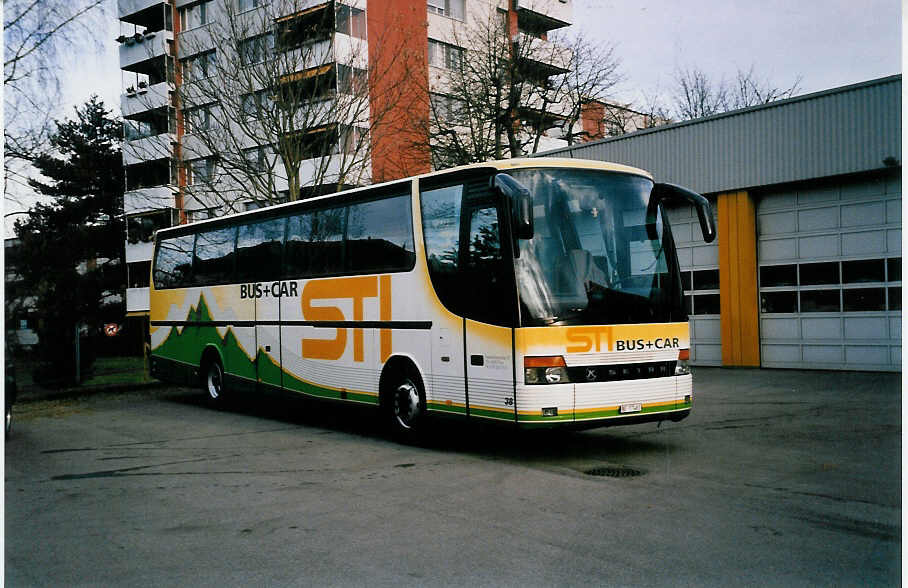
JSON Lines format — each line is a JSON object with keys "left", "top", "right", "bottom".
{"left": 672, "top": 66, "right": 729, "bottom": 120}
{"left": 411, "top": 8, "right": 622, "bottom": 169}
{"left": 4, "top": 0, "right": 108, "bottom": 203}
{"left": 167, "top": 0, "right": 419, "bottom": 214}
{"left": 730, "top": 65, "right": 802, "bottom": 109}
{"left": 557, "top": 33, "right": 622, "bottom": 146}
{"left": 671, "top": 65, "right": 801, "bottom": 121}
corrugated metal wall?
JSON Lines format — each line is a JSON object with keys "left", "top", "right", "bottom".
{"left": 538, "top": 75, "right": 901, "bottom": 195}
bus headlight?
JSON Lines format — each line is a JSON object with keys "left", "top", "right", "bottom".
{"left": 675, "top": 349, "right": 691, "bottom": 375}
{"left": 524, "top": 356, "right": 570, "bottom": 385}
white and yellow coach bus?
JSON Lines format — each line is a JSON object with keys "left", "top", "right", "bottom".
{"left": 149, "top": 158, "right": 716, "bottom": 436}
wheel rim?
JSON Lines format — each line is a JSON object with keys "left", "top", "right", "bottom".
{"left": 392, "top": 379, "right": 420, "bottom": 430}
{"left": 206, "top": 363, "right": 222, "bottom": 400}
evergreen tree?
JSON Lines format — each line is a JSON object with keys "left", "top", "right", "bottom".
{"left": 14, "top": 96, "right": 125, "bottom": 384}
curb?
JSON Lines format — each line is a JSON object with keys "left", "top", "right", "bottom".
{"left": 16, "top": 380, "right": 169, "bottom": 404}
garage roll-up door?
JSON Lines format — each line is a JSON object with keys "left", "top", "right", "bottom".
{"left": 667, "top": 202, "right": 721, "bottom": 366}
{"left": 757, "top": 172, "right": 901, "bottom": 371}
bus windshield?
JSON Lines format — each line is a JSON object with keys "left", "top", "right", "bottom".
{"left": 507, "top": 168, "right": 686, "bottom": 326}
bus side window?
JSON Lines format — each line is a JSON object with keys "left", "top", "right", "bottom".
{"left": 194, "top": 226, "right": 237, "bottom": 286}
{"left": 237, "top": 217, "right": 285, "bottom": 283}
{"left": 285, "top": 212, "right": 314, "bottom": 278}
{"left": 154, "top": 234, "right": 195, "bottom": 289}
{"left": 285, "top": 208, "right": 345, "bottom": 278}
{"left": 346, "top": 195, "right": 415, "bottom": 273}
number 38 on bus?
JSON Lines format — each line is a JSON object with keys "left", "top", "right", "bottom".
{"left": 149, "top": 158, "right": 716, "bottom": 437}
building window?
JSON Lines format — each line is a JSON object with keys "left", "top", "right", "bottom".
{"left": 187, "top": 157, "right": 217, "bottom": 185}
{"left": 185, "top": 104, "right": 214, "bottom": 134}
{"left": 275, "top": 4, "right": 333, "bottom": 51}
{"left": 430, "top": 93, "right": 464, "bottom": 122}
{"left": 179, "top": 1, "right": 212, "bottom": 31}
{"left": 759, "top": 257, "right": 902, "bottom": 314}
{"left": 427, "top": 0, "right": 464, "bottom": 20}
{"left": 243, "top": 145, "right": 272, "bottom": 173}
{"left": 241, "top": 89, "right": 273, "bottom": 118}
{"left": 680, "top": 268, "right": 720, "bottom": 316}
{"left": 127, "top": 261, "right": 152, "bottom": 289}
{"left": 336, "top": 4, "right": 367, "bottom": 39}
{"left": 428, "top": 39, "right": 463, "bottom": 69}
{"left": 237, "top": 0, "right": 261, "bottom": 12}
{"left": 182, "top": 50, "right": 217, "bottom": 82}
{"left": 186, "top": 208, "right": 217, "bottom": 223}
{"left": 337, "top": 125, "right": 367, "bottom": 154}
{"left": 127, "top": 210, "right": 173, "bottom": 244}
{"left": 239, "top": 33, "right": 273, "bottom": 66}
{"left": 336, "top": 64, "right": 367, "bottom": 94}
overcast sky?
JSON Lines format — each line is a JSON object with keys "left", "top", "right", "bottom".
{"left": 574, "top": 0, "right": 901, "bottom": 105}
{"left": 7, "top": 0, "right": 902, "bottom": 237}
{"left": 60, "top": 0, "right": 901, "bottom": 118}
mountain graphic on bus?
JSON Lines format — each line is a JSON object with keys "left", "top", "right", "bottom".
{"left": 153, "top": 294, "right": 379, "bottom": 404}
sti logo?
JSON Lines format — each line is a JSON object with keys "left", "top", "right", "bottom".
{"left": 301, "top": 275, "right": 392, "bottom": 363}
{"left": 565, "top": 327, "right": 681, "bottom": 353}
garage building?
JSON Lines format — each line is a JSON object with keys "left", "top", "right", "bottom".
{"left": 538, "top": 75, "right": 901, "bottom": 371}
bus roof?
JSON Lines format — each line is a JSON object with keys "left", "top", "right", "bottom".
{"left": 154, "top": 158, "right": 652, "bottom": 239}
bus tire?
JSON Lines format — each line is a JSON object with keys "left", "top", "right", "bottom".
{"left": 201, "top": 353, "right": 227, "bottom": 406}
{"left": 382, "top": 362, "right": 426, "bottom": 439}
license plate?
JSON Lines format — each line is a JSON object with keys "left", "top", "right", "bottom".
{"left": 620, "top": 403, "right": 642, "bottom": 414}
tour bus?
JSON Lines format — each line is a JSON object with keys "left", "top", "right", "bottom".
{"left": 149, "top": 158, "right": 716, "bottom": 436}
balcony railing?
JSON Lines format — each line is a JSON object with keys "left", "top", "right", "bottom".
{"left": 122, "top": 81, "right": 172, "bottom": 118}
{"left": 118, "top": 0, "right": 168, "bottom": 22}
{"left": 518, "top": 32, "right": 571, "bottom": 76}
{"left": 119, "top": 29, "right": 172, "bottom": 70}
{"left": 125, "top": 240, "right": 154, "bottom": 264}
{"left": 515, "top": 0, "right": 572, "bottom": 31}
{"left": 123, "top": 133, "right": 176, "bottom": 166}
{"left": 124, "top": 186, "right": 177, "bottom": 215}
{"left": 126, "top": 287, "right": 151, "bottom": 313}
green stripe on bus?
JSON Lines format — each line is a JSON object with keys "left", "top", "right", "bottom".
{"left": 427, "top": 402, "right": 467, "bottom": 415}
{"left": 469, "top": 406, "right": 514, "bottom": 420}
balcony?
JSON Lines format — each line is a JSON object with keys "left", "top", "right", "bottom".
{"left": 119, "top": 30, "right": 172, "bottom": 71}
{"left": 123, "top": 133, "right": 175, "bottom": 166}
{"left": 119, "top": 0, "right": 168, "bottom": 26}
{"left": 126, "top": 287, "right": 151, "bottom": 313}
{"left": 517, "top": 32, "right": 571, "bottom": 77}
{"left": 121, "top": 81, "right": 172, "bottom": 118}
{"left": 124, "top": 186, "right": 177, "bottom": 215}
{"left": 515, "top": 0, "right": 572, "bottom": 32}
{"left": 125, "top": 240, "right": 154, "bottom": 264}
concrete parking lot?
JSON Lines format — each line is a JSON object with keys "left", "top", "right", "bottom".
{"left": 5, "top": 367, "right": 900, "bottom": 586}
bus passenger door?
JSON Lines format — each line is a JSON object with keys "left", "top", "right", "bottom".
{"left": 255, "top": 282, "right": 282, "bottom": 391}
{"left": 461, "top": 204, "right": 516, "bottom": 422}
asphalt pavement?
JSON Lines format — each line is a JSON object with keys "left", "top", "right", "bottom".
{"left": 4, "top": 367, "right": 901, "bottom": 586}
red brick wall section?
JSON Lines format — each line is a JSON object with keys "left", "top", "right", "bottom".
{"left": 172, "top": 2, "right": 186, "bottom": 223}
{"left": 367, "top": 0, "right": 430, "bottom": 182}
{"left": 581, "top": 100, "right": 605, "bottom": 142}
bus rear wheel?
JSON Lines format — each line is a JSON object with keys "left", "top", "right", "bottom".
{"left": 384, "top": 366, "right": 426, "bottom": 439}
{"left": 203, "top": 357, "right": 226, "bottom": 406}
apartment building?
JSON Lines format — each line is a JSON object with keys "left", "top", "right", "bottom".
{"left": 116, "top": 0, "right": 575, "bottom": 332}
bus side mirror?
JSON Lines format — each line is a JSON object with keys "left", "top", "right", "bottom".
{"left": 652, "top": 183, "right": 717, "bottom": 243}
{"left": 491, "top": 173, "right": 534, "bottom": 240}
